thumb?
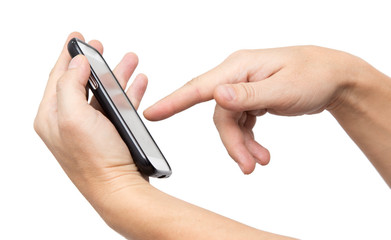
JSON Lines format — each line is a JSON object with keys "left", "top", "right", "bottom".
{"left": 56, "top": 54, "right": 91, "bottom": 118}
{"left": 214, "top": 77, "right": 285, "bottom": 112}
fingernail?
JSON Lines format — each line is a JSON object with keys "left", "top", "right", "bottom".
{"left": 68, "top": 55, "right": 83, "bottom": 69}
{"left": 220, "top": 86, "right": 236, "bottom": 101}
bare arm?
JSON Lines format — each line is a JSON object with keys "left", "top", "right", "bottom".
{"left": 94, "top": 182, "right": 292, "bottom": 240}
{"left": 328, "top": 60, "right": 391, "bottom": 187}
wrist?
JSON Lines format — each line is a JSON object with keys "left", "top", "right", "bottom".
{"left": 326, "top": 54, "right": 391, "bottom": 187}
{"left": 78, "top": 167, "right": 151, "bottom": 222}
{"left": 90, "top": 180, "right": 169, "bottom": 240}
{"left": 93, "top": 179, "right": 153, "bottom": 230}
{"left": 326, "top": 53, "right": 377, "bottom": 114}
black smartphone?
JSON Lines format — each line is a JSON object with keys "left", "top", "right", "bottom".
{"left": 67, "top": 38, "right": 171, "bottom": 178}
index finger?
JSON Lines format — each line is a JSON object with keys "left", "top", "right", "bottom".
{"left": 143, "top": 62, "right": 237, "bottom": 121}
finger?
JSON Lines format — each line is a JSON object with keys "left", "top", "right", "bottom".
{"left": 245, "top": 138, "right": 270, "bottom": 166}
{"left": 126, "top": 73, "right": 148, "bottom": 110}
{"left": 88, "top": 40, "right": 104, "bottom": 55}
{"left": 87, "top": 42, "right": 139, "bottom": 89}
{"left": 89, "top": 52, "right": 139, "bottom": 111}
{"left": 242, "top": 113, "right": 270, "bottom": 165}
{"left": 214, "top": 74, "right": 288, "bottom": 112}
{"left": 56, "top": 55, "right": 91, "bottom": 119}
{"left": 113, "top": 52, "right": 139, "bottom": 89}
{"left": 43, "top": 32, "right": 85, "bottom": 103}
{"left": 213, "top": 105, "right": 256, "bottom": 174}
{"left": 144, "top": 59, "right": 240, "bottom": 121}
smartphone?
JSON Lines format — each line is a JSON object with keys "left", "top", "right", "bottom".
{"left": 67, "top": 38, "right": 171, "bottom": 178}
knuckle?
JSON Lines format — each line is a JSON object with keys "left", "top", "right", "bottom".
{"left": 33, "top": 114, "right": 43, "bottom": 135}
{"left": 33, "top": 104, "right": 50, "bottom": 137}
{"left": 292, "top": 45, "right": 321, "bottom": 61}
{"left": 302, "top": 45, "right": 321, "bottom": 52}
{"left": 228, "top": 49, "right": 249, "bottom": 60}
{"left": 184, "top": 77, "right": 198, "bottom": 88}
{"left": 237, "top": 82, "right": 256, "bottom": 102}
{"left": 225, "top": 49, "right": 253, "bottom": 67}
{"left": 184, "top": 77, "right": 203, "bottom": 102}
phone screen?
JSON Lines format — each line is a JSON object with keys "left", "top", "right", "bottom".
{"left": 77, "top": 41, "right": 171, "bottom": 173}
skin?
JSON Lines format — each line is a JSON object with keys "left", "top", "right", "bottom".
{"left": 35, "top": 32, "right": 391, "bottom": 239}
{"left": 144, "top": 46, "right": 391, "bottom": 186}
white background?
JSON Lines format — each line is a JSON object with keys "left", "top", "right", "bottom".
{"left": 1, "top": 0, "right": 390, "bottom": 239}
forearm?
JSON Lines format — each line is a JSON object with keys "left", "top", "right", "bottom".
{"left": 90, "top": 179, "right": 294, "bottom": 240}
{"left": 329, "top": 57, "right": 391, "bottom": 187}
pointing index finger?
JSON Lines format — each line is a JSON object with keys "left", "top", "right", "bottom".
{"left": 143, "top": 63, "right": 236, "bottom": 121}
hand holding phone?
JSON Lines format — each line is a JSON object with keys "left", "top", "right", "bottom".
{"left": 68, "top": 38, "right": 171, "bottom": 178}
